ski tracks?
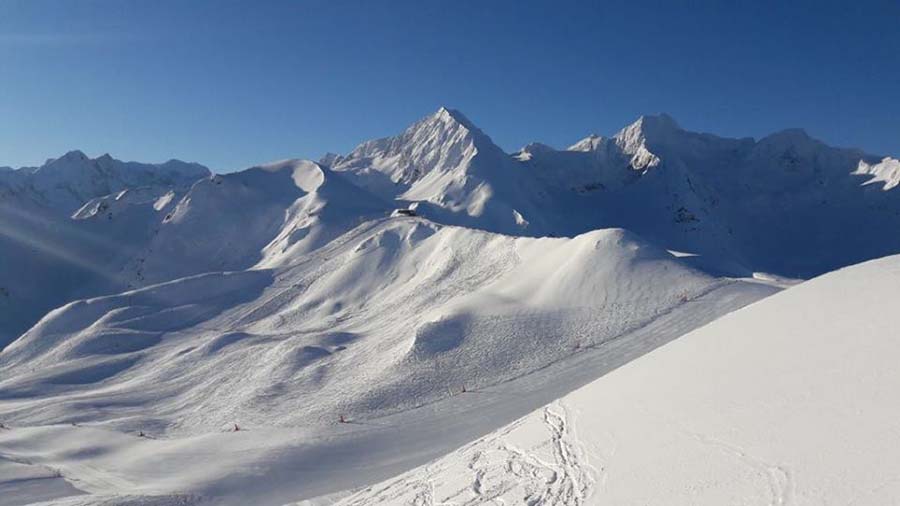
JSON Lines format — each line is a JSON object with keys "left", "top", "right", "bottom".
{"left": 687, "top": 431, "right": 793, "bottom": 506}
{"left": 497, "top": 402, "right": 597, "bottom": 505}
{"left": 335, "top": 400, "right": 598, "bottom": 505}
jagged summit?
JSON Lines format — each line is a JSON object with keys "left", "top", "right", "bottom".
{"left": 434, "top": 106, "right": 475, "bottom": 128}
{"left": 614, "top": 113, "right": 683, "bottom": 146}
{"left": 332, "top": 106, "right": 506, "bottom": 187}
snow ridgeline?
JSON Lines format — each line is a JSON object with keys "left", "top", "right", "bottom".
{"left": 0, "top": 227, "right": 775, "bottom": 505}
{"left": 330, "top": 253, "right": 900, "bottom": 506}
{"left": 0, "top": 220, "right": 724, "bottom": 433}
{"left": 4, "top": 106, "right": 900, "bottom": 347}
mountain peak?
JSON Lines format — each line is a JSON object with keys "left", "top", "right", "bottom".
{"left": 762, "top": 127, "right": 812, "bottom": 145}
{"left": 617, "top": 113, "right": 682, "bottom": 140}
{"left": 610, "top": 114, "right": 684, "bottom": 170}
{"left": 568, "top": 134, "right": 604, "bottom": 152}
{"left": 433, "top": 106, "right": 478, "bottom": 131}
{"left": 56, "top": 149, "right": 90, "bottom": 163}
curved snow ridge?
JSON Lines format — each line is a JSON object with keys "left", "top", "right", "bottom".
{"left": 0, "top": 218, "right": 721, "bottom": 433}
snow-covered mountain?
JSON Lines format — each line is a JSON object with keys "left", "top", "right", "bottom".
{"left": 330, "top": 107, "right": 546, "bottom": 234}
{"left": 330, "top": 108, "right": 900, "bottom": 277}
{"left": 0, "top": 150, "right": 208, "bottom": 214}
{"left": 4, "top": 109, "right": 898, "bottom": 349}
{"left": 1, "top": 108, "right": 900, "bottom": 505}
{"left": 0, "top": 152, "right": 210, "bottom": 348}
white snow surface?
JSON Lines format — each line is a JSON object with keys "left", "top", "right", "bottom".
{"left": 333, "top": 253, "right": 900, "bottom": 506}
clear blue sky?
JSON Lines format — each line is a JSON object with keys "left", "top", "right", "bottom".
{"left": 1, "top": 0, "right": 898, "bottom": 172}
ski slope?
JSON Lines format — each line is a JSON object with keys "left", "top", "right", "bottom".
{"left": 335, "top": 254, "right": 900, "bottom": 506}
{"left": 0, "top": 261, "right": 774, "bottom": 506}
{"left": 0, "top": 219, "right": 745, "bottom": 432}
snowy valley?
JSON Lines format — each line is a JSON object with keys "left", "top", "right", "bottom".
{"left": 1, "top": 108, "right": 899, "bottom": 505}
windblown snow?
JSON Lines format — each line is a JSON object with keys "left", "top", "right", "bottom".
{"left": 1, "top": 107, "right": 899, "bottom": 505}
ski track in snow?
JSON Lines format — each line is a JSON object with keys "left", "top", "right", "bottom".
{"left": 685, "top": 431, "right": 793, "bottom": 506}
{"left": 336, "top": 401, "right": 596, "bottom": 506}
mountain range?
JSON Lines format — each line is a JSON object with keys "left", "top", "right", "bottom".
{"left": 1, "top": 108, "right": 899, "bottom": 505}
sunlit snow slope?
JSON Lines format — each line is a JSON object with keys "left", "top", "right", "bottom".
{"left": 1, "top": 220, "right": 727, "bottom": 432}
{"left": 338, "top": 254, "right": 900, "bottom": 506}
{"left": 0, "top": 222, "right": 775, "bottom": 505}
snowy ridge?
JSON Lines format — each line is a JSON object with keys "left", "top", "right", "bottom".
{"left": 0, "top": 222, "right": 722, "bottom": 433}
{"left": 120, "top": 159, "right": 388, "bottom": 286}
{"left": 0, "top": 150, "right": 208, "bottom": 214}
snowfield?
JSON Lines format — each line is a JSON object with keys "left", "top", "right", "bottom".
{"left": 2, "top": 107, "right": 900, "bottom": 505}
{"left": 332, "top": 254, "right": 900, "bottom": 506}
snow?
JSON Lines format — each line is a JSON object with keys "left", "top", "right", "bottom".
{"left": 0, "top": 271, "right": 773, "bottom": 505}
{"left": 0, "top": 152, "right": 210, "bottom": 348}
{"left": 0, "top": 206, "right": 777, "bottom": 504}
{"left": 334, "top": 253, "right": 900, "bottom": 505}
{"left": 854, "top": 156, "right": 900, "bottom": 190}
{"left": 1, "top": 107, "right": 900, "bottom": 505}
{"left": 0, "top": 222, "right": 739, "bottom": 433}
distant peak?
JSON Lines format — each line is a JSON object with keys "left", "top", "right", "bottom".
{"left": 42, "top": 150, "right": 91, "bottom": 169}
{"left": 521, "top": 142, "right": 556, "bottom": 153}
{"left": 763, "top": 128, "right": 812, "bottom": 143}
{"left": 515, "top": 142, "right": 557, "bottom": 161}
{"left": 568, "top": 134, "right": 604, "bottom": 152}
{"left": 434, "top": 106, "right": 477, "bottom": 130}
{"left": 96, "top": 153, "right": 115, "bottom": 167}
{"left": 623, "top": 113, "right": 682, "bottom": 134}
{"left": 318, "top": 152, "right": 342, "bottom": 167}
{"left": 614, "top": 114, "right": 684, "bottom": 153}
{"left": 59, "top": 149, "right": 90, "bottom": 162}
